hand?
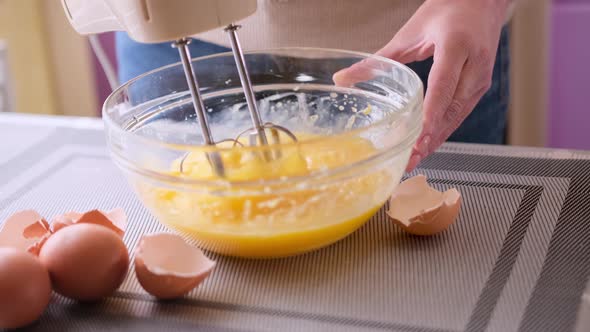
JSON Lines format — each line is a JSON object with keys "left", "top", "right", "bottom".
{"left": 334, "top": 0, "right": 510, "bottom": 171}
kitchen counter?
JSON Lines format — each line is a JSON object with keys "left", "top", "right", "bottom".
{"left": 1, "top": 113, "right": 589, "bottom": 332}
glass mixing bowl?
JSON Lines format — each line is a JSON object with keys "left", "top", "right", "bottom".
{"left": 103, "top": 48, "right": 423, "bottom": 258}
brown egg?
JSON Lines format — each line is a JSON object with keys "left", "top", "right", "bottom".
{"left": 134, "top": 233, "right": 215, "bottom": 299}
{"left": 39, "top": 223, "right": 129, "bottom": 302}
{"left": 0, "top": 210, "right": 51, "bottom": 255}
{"left": 387, "top": 174, "right": 462, "bottom": 236}
{"left": 0, "top": 248, "right": 52, "bottom": 329}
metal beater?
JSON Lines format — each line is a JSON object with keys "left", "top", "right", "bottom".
{"left": 173, "top": 24, "right": 298, "bottom": 177}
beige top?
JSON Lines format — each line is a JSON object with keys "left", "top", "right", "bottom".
{"left": 197, "top": 0, "right": 516, "bottom": 53}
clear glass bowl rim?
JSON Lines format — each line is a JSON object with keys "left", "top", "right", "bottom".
{"left": 102, "top": 47, "right": 424, "bottom": 188}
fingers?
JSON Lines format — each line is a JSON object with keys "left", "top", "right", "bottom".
{"left": 433, "top": 54, "right": 493, "bottom": 146}
{"left": 406, "top": 47, "right": 494, "bottom": 172}
{"left": 405, "top": 154, "right": 422, "bottom": 173}
{"left": 413, "top": 45, "right": 468, "bottom": 159}
{"left": 406, "top": 93, "right": 481, "bottom": 174}
{"left": 434, "top": 94, "right": 482, "bottom": 148}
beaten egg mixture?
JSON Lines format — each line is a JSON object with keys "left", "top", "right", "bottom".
{"left": 136, "top": 133, "right": 397, "bottom": 258}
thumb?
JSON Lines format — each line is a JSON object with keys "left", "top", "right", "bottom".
{"left": 333, "top": 32, "right": 430, "bottom": 87}
{"left": 375, "top": 30, "right": 431, "bottom": 64}
{"left": 332, "top": 57, "right": 382, "bottom": 87}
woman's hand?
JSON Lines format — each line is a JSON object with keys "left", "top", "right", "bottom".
{"left": 334, "top": 0, "right": 511, "bottom": 171}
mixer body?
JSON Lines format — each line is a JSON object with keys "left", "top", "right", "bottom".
{"left": 61, "top": 0, "right": 257, "bottom": 43}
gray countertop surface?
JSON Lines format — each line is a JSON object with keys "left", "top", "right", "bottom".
{"left": 1, "top": 113, "right": 589, "bottom": 332}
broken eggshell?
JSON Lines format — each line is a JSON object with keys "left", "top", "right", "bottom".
{"left": 49, "top": 214, "right": 76, "bottom": 233}
{"left": 51, "top": 208, "right": 127, "bottom": 237}
{"left": 0, "top": 210, "right": 51, "bottom": 255}
{"left": 22, "top": 218, "right": 51, "bottom": 238}
{"left": 25, "top": 234, "right": 51, "bottom": 257}
{"left": 134, "top": 233, "right": 215, "bottom": 299}
{"left": 387, "top": 175, "right": 461, "bottom": 236}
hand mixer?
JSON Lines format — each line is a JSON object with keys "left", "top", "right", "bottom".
{"left": 61, "top": 0, "right": 298, "bottom": 177}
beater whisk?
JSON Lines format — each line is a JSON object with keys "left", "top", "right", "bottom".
{"left": 173, "top": 24, "right": 298, "bottom": 177}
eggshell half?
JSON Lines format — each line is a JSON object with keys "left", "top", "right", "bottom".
{"left": 0, "top": 248, "right": 52, "bottom": 329}
{"left": 74, "top": 209, "right": 126, "bottom": 237}
{"left": 50, "top": 208, "right": 126, "bottom": 237}
{"left": 0, "top": 210, "right": 51, "bottom": 255}
{"left": 105, "top": 208, "right": 127, "bottom": 230}
{"left": 25, "top": 234, "right": 51, "bottom": 257}
{"left": 134, "top": 233, "right": 215, "bottom": 299}
{"left": 22, "top": 218, "right": 51, "bottom": 238}
{"left": 387, "top": 174, "right": 461, "bottom": 236}
{"left": 49, "top": 211, "right": 82, "bottom": 233}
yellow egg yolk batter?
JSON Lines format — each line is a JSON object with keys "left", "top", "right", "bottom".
{"left": 137, "top": 133, "right": 396, "bottom": 258}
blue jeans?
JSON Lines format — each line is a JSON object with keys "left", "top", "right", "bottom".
{"left": 115, "top": 27, "right": 510, "bottom": 144}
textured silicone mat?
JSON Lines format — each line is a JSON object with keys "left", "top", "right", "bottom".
{"left": 1, "top": 114, "right": 589, "bottom": 332}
